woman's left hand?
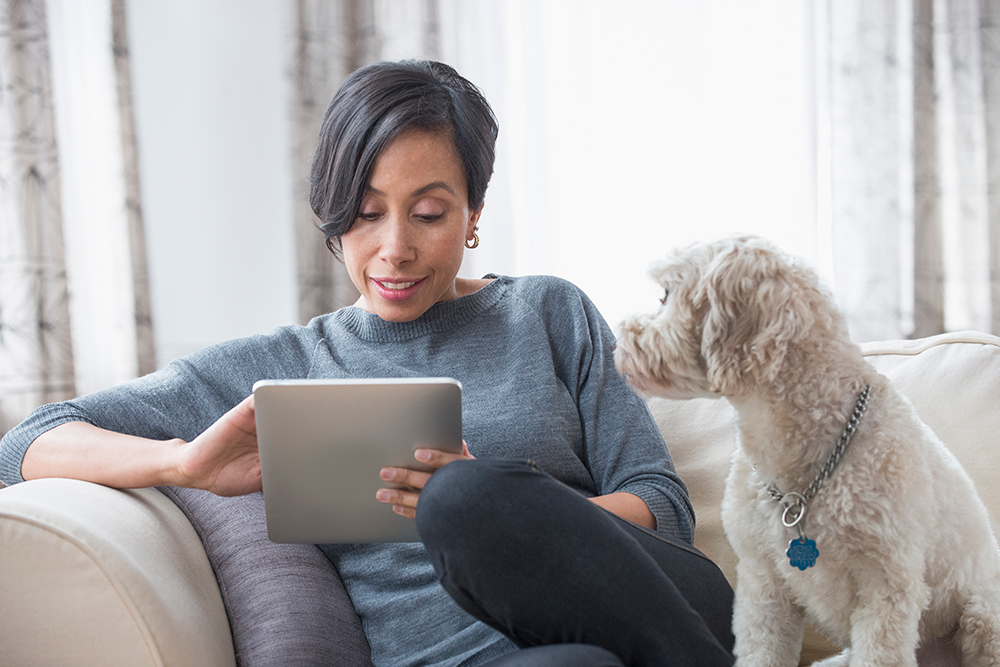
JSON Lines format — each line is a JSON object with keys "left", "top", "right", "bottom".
{"left": 376, "top": 441, "right": 475, "bottom": 519}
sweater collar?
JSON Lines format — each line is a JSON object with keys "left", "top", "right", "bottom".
{"left": 334, "top": 275, "right": 506, "bottom": 342}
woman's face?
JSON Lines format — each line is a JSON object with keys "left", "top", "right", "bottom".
{"left": 340, "top": 129, "right": 482, "bottom": 322}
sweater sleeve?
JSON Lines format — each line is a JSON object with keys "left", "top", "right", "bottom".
{"left": 0, "top": 325, "right": 320, "bottom": 486}
{"left": 541, "top": 278, "right": 695, "bottom": 543}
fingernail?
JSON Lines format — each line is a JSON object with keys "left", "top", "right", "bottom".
{"left": 376, "top": 490, "right": 390, "bottom": 501}
{"left": 414, "top": 449, "right": 431, "bottom": 462}
{"left": 380, "top": 468, "right": 395, "bottom": 481}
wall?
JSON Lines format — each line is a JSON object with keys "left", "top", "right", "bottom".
{"left": 126, "top": 0, "right": 297, "bottom": 366}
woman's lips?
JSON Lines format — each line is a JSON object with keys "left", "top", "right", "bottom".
{"left": 372, "top": 277, "right": 424, "bottom": 302}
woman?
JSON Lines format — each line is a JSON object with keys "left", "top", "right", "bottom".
{"left": 0, "top": 60, "right": 734, "bottom": 667}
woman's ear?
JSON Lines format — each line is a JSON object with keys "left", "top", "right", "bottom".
{"left": 467, "top": 205, "right": 483, "bottom": 242}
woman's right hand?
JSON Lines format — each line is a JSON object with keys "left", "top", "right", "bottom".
{"left": 176, "top": 394, "right": 262, "bottom": 496}
{"left": 22, "top": 395, "right": 260, "bottom": 495}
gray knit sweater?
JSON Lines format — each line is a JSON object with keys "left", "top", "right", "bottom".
{"left": 0, "top": 274, "right": 693, "bottom": 666}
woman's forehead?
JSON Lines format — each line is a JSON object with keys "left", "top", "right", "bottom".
{"left": 367, "top": 129, "right": 467, "bottom": 197}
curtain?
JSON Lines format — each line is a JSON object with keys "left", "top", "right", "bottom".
{"left": 0, "top": 0, "right": 153, "bottom": 438}
{"left": 110, "top": 0, "right": 156, "bottom": 377}
{"left": 291, "top": 0, "right": 440, "bottom": 324}
{"left": 0, "top": 0, "right": 75, "bottom": 436}
{"left": 824, "top": 0, "right": 1000, "bottom": 341}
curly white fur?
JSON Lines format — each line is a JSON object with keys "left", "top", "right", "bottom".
{"left": 615, "top": 236, "right": 1000, "bottom": 667}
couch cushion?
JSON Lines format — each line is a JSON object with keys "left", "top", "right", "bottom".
{"left": 651, "top": 330, "right": 1000, "bottom": 663}
{"left": 158, "top": 487, "right": 374, "bottom": 667}
{"left": 859, "top": 331, "right": 1000, "bottom": 522}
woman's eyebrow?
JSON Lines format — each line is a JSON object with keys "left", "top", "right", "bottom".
{"left": 411, "top": 181, "right": 455, "bottom": 197}
{"left": 366, "top": 182, "right": 455, "bottom": 198}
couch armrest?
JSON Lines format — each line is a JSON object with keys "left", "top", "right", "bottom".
{"left": 0, "top": 479, "right": 235, "bottom": 667}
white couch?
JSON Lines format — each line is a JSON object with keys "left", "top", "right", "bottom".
{"left": 1, "top": 330, "right": 998, "bottom": 666}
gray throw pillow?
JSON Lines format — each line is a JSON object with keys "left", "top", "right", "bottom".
{"left": 158, "top": 487, "right": 373, "bottom": 667}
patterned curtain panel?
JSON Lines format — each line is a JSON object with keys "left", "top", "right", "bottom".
{"left": 0, "top": 0, "right": 154, "bottom": 439}
{"left": 291, "top": 0, "right": 440, "bottom": 324}
{"left": 0, "top": 0, "right": 75, "bottom": 436}
{"left": 826, "top": 0, "right": 1000, "bottom": 340}
{"left": 111, "top": 0, "right": 156, "bottom": 377}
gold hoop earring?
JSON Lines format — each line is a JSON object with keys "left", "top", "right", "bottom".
{"left": 465, "top": 229, "right": 480, "bottom": 249}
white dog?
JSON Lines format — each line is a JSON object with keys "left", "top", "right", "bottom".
{"left": 614, "top": 236, "right": 1000, "bottom": 667}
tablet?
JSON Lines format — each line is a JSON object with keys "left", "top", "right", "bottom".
{"left": 252, "top": 377, "right": 463, "bottom": 543}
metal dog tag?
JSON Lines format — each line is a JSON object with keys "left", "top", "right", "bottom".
{"left": 787, "top": 537, "right": 818, "bottom": 570}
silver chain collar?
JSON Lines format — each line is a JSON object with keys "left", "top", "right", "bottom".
{"left": 766, "top": 384, "right": 872, "bottom": 530}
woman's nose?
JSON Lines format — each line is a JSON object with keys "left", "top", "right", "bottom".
{"left": 378, "top": 215, "right": 416, "bottom": 265}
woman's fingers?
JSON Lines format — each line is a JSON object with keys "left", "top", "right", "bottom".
{"left": 375, "top": 441, "right": 475, "bottom": 516}
{"left": 179, "top": 394, "right": 261, "bottom": 496}
{"left": 379, "top": 466, "right": 432, "bottom": 488}
{"left": 414, "top": 446, "right": 469, "bottom": 468}
{"left": 375, "top": 486, "right": 420, "bottom": 518}
{"left": 376, "top": 466, "right": 430, "bottom": 516}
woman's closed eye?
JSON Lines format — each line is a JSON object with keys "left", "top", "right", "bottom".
{"left": 412, "top": 203, "right": 446, "bottom": 222}
{"left": 355, "top": 210, "right": 443, "bottom": 223}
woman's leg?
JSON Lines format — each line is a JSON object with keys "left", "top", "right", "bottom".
{"left": 417, "top": 459, "right": 735, "bottom": 667}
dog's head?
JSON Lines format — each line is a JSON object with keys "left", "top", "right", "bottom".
{"left": 615, "top": 235, "right": 845, "bottom": 399}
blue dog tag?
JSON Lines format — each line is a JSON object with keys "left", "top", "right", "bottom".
{"left": 787, "top": 537, "right": 818, "bottom": 570}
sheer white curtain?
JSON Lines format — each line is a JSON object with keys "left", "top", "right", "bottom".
{"left": 0, "top": 0, "right": 75, "bottom": 435}
{"left": 47, "top": 0, "right": 155, "bottom": 387}
{"left": 440, "top": 0, "right": 818, "bottom": 331}
{"left": 819, "top": 0, "right": 999, "bottom": 340}
{"left": 0, "top": 0, "right": 153, "bottom": 437}
{"left": 439, "top": 0, "right": 999, "bottom": 340}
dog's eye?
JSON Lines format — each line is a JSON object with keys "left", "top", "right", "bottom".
{"left": 659, "top": 289, "right": 670, "bottom": 305}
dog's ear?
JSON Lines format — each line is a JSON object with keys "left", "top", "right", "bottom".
{"left": 698, "top": 241, "right": 817, "bottom": 395}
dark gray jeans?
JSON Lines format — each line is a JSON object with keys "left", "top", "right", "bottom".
{"left": 416, "top": 459, "right": 736, "bottom": 667}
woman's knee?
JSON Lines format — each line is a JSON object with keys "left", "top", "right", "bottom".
{"left": 417, "top": 458, "right": 528, "bottom": 541}
{"left": 417, "top": 458, "right": 561, "bottom": 570}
